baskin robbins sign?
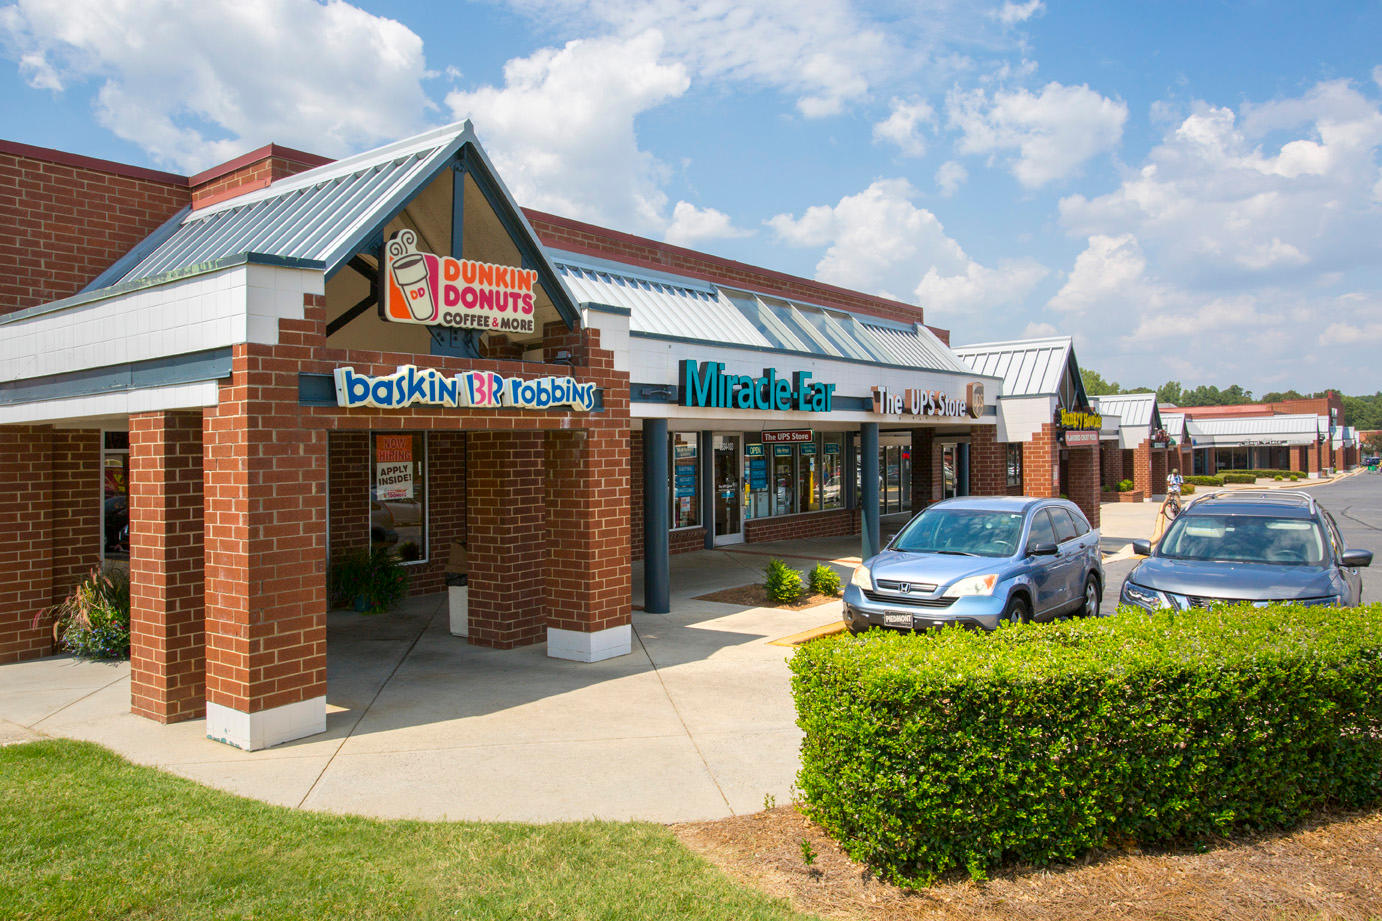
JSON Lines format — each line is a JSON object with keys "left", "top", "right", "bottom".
{"left": 334, "top": 365, "right": 597, "bottom": 412}
{"left": 383, "top": 229, "right": 537, "bottom": 334}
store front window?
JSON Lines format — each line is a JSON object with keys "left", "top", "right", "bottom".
{"left": 370, "top": 432, "right": 427, "bottom": 563}
{"left": 671, "top": 433, "right": 699, "bottom": 528}
{"left": 821, "top": 434, "right": 843, "bottom": 509}
{"left": 1006, "top": 443, "right": 1023, "bottom": 488}
{"left": 102, "top": 431, "right": 130, "bottom": 561}
{"left": 797, "top": 442, "right": 820, "bottom": 513}
{"left": 942, "top": 444, "right": 958, "bottom": 499}
{"left": 771, "top": 445, "right": 796, "bottom": 516}
{"left": 745, "top": 441, "right": 769, "bottom": 519}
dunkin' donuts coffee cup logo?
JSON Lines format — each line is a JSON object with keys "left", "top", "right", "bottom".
{"left": 383, "top": 229, "right": 538, "bottom": 334}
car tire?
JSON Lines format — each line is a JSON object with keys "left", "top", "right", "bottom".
{"left": 1002, "top": 595, "right": 1030, "bottom": 626}
{"left": 1082, "top": 575, "right": 1101, "bottom": 618}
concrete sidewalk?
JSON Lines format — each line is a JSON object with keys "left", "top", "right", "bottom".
{"left": 0, "top": 544, "right": 858, "bottom": 825}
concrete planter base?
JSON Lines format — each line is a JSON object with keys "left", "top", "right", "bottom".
{"left": 448, "top": 585, "right": 468, "bottom": 637}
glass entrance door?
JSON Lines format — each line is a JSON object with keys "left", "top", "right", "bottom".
{"left": 712, "top": 434, "right": 743, "bottom": 544}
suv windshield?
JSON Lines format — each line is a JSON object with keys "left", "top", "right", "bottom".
{"left": 893, "top": 508, "right": 1026, "bottom": 557}
{"left": 1159, "top": 513, "right": 1328, "bottom": 566}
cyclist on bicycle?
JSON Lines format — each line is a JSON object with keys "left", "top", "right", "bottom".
{"left": 1165, "top": 467, "right": 1185, "bottom": 518}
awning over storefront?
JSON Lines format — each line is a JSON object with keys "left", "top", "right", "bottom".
{"left": 553, "top": 254, "right": 971, "bottom": 374}
{"left": 1187, "top": 413, "right": 1322, "bottom": 447}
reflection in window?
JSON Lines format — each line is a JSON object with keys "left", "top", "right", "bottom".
{"left": 821, "top": 434, "right": 843, "bottom": 509}
{"left": 102, "top": 431, "right": 130, "bottom": 560}
{"left": 798, "top": 441, "right": 820, "bottom": 512}
{"left": 772, "top": 444, "right": 796, "bottom": 516}
{"left": 744, "top": 442, "right": 770, "bottom": 519}
{"left": 1006, "top": 444, "right": 1023, "bottom": 488}
{"left": 371, "top": 432, "right": 427, "bottom": 563}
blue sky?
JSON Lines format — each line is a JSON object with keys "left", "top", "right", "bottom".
{"left": 3, "top": 0, "right": 1381, "bottom": 395}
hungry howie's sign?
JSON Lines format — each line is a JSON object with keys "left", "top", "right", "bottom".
{"left": 335, "top": 365, "right": 596, "bottom": 412}
{"left": 383, "top": 229, "right": 537, "bottom": 334}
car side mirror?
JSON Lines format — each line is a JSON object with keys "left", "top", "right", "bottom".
{"left": 1342, "top": 549, "right": 1373, "bottom": 568}
{"left": 1027, "top": 542, "right": 1058, "bottom": 557}
{"left": 1131, "top": 539, "right": 1152, "bottom": 557}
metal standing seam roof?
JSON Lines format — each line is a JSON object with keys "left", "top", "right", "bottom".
{"left": 91, "top": 123, "right": 475, "bottom": 290}
{"left": 1187, "top": 414, "right": 1323, "bottom": 438}
{"left": 951, "top": 337, "right": 1072, "bottom": 397}
{"left": 1092, "top": 392, "right": 1159, "bottom": 428}
{"left": 555, "top": 258, "right": 977, "bottom": 374}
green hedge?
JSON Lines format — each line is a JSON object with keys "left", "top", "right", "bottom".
{"left": 1221, "top": 473, "right": 1257, "bottom": 484}
{"left": 1185, "top": 475, "right": 1223, "bottom": 486}
{"left": 790, "top": 604, "right": 1382, "bottom": 886}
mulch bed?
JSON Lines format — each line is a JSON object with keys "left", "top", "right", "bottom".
{"left": 693, "top": 583, "right": 841, "bottom": 611}
{"left": 674, "top": 804, "right": 1382, "bottom": 921}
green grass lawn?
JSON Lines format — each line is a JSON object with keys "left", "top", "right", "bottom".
{"left": 0, "top": 740, "right": 815, "bottom": 921}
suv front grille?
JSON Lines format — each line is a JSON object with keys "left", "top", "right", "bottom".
{"left": 863, "top": 590, "right": 956, "bottom": 608}
{"left": 874, "top": 579, "right": 938, "bottom": 594}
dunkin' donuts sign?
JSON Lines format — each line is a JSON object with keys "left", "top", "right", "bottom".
{"left": 383, "top": 229, "right": 537, "bottom": 334}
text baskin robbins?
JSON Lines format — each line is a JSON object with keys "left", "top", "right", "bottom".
{"left": 334, "top": 365, "right": 597, "bottom": 412}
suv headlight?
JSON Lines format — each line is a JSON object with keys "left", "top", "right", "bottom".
{"left": 850, "top": 564, "right": 873, "bottom": 591}
{"left": 1120, "top": 580, "right": 1169, "bottom": 611}
{"left": 944, "top": 573, "right": 998, "bottom": 597}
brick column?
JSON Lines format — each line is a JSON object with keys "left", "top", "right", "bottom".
{"left": 910, "top": 429, "right": 934, "bottom": 512}
{"left": 1101, "top": 440, "right": 1124, "bottom": 489}
{"left": 202, "top": 399, "right": 327, "bottom": 751}
{"left": 968, "top": 427, "right": 1006, "bottom": 497}
{"left": 466, "top": 431, "right": 545, "bottom": 648}
{"left": 1067, "top": 444, "right": 1101, "bottom": 529}
{"left": 51, "top": 430, "right": 102, "bottom": 604}
{"left": 544, "top": 427, "right": 632, "bottom": 661}
{"left": 0, "top": 425, "right": 53, "bottom": 663}
{"left": 1022, "top": 423, "right": 1060, "bottom": 498}
{"left": 128, "top": 411, "right": 206, "bottom": 723}
{"left": 1133, "top": 440, "right": 1153, "bottom": 497}
{"left": 1308, "top": 442, "right": 1321, "bottom": 475}
{"left": 1150, "top": 448, "right": 1169, "bottom": 497}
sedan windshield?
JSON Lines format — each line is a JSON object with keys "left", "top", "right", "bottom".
{"left": 1159, "top": 514, "right": 1327, "bottom": 566}
{"left": 892, "top": 508, "right": 1026, "bottom": 558}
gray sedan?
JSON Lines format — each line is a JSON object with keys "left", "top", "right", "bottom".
{"left": 842, "top": 496, "right": 1105, "bottom": 632}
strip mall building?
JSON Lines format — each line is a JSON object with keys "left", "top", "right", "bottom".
{"left": 0, "top": 123, "right": 1350, "bottom": 749}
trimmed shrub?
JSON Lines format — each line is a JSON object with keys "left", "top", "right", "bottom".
{"left": 809, "top": 563, "right": 843, "bottom": 598}
{"left": 1180, "top": 482, "right": 1195, "bottom": 495}
{"left": 791, "top": 604, "right": 1382, "bottom": 886}
{"left": 1185, "top": 475, "right": 1222, "bottom": 486}
{"left": 1222, "top": 473, "right": 1256, "bottom": 484}
{"left": 1116, "top": 479, "right": 1135, "bottom": 492}
{"left": 765, "top": 558, "right": 807, "bottom": 605}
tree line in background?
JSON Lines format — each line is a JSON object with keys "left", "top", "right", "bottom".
{"left": 1080, "top": 369, "right": 1382, "bottom": 444}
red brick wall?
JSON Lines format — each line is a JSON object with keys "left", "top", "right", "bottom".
{"left": 189, "top": 146, "right": 329, "bottom": 209}
{"left": 1150, "top": 448, "right": 1169, "bottom": 497}
{"left": 1066, "top": 444, "right": 1101, "bottom": 529}
{"left": 421, "top": 431, "right": 467, "bottom": 594}
{"left": 466, "top": 431, "right": 545, "bottom": 648}
{"left": 50, "top": 429, "right": 101, "bottom": 603}
{"left": 1133, "top": 440, "right": 1153, "bottom": 497}
{"left": 525, "top": 209, "right": 948, "bottom": 340}
{"left": 327, "top": 431, "right": 369, "bottom": 564}
{"left": 968, "top": 427, "right": 1007, "bottom": 497}
{"left": 0, "top": 425, "right": 54, "bottom": 663}
{"left": 544, "top": 426, "right": 632, "bottom": 635}
{"left": 1022, "top": 424, "right": 1060, "bottom": 498}
{"left": 0, "top": 142, "right": 190, "bottom": 315}
{"left": 744, "top": 508, "right": 857, "bottom": 543}
{"left": 1101, "top": 440, "right": 1124, "bottom": 490}
{"left": 128, "top": 411, "right": 205, "bottom": 723}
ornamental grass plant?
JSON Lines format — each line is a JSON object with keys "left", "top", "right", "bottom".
{"left": 43, "top": 566, "right": 132, "bottom": 660}
{"left": 791, "top": 603, "right": 1382, "bottom": 887}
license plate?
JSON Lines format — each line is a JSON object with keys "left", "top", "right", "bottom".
{"left": 883, "top": 612, "right": 913, "bottom": 628}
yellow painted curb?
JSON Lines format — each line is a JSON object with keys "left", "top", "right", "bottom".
{"left": 768, "top": 621, "right": 847, "bottom": 647}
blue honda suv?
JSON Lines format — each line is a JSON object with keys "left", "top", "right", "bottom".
{"left": 842, "top": 496, "right": 1105, "bottom": 632}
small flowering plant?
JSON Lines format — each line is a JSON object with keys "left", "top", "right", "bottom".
{"left": 41, "top": 565, "right": 132, "bottom": 660}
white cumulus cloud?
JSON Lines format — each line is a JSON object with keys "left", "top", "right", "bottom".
{"left": 446, "top": 30, "right": 690, "bottom": 235}
{"left": 0, "top": 0, "right": 431, "bottom": 171}
{"left": 768, "top": 178, "right": 1045, "bottom": 315}
{"left": 948, "top": 81, "right": 1127, "bottom": 187}
{"left": 935, "top": 160, "right": 968, "bottom": 196}
{"left": 873, "top": 97, "right": 934, "bottom": 157}
{"left": 664, "top": 201, "right": 751, "bottom": 246}
{"left": 993, "top": 1, "right": 1043, "bottom": 25}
